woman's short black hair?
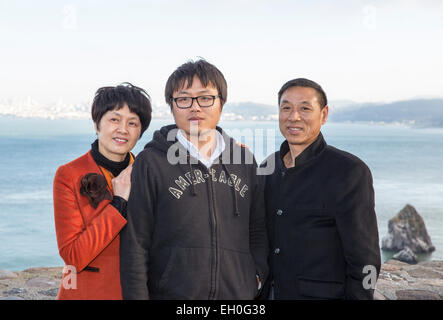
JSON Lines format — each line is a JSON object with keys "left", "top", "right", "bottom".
{"left": 164, "top": 59, "right": 227, "bottom": 109}
{"left": 91, "top": 82, "right": 152, "bottom": 138}
{"left": 278, "top": 78, "right": 328, "bottom": 109}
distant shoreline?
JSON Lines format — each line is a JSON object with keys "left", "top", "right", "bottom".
{"left": 1, "top": 115, "right": 443, "bottom": 129}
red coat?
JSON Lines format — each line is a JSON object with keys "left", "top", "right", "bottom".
{"left": 53, "top": 151, "right": 127, "bottom": 300}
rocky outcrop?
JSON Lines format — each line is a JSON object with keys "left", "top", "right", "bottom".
{"left": 0, "top": 267, "right": 62, "bottom": 300}
{"left": 2, "top": 261, "right": 443, "bottom": 300}
{"left": 375, "top": 259, "right": 443, "bottom": 300}
{"left": 382, "top": 204, "right": 435, "bottom": 257}
{"left": 392, "top": 247, "right": 418, "bottom": 264}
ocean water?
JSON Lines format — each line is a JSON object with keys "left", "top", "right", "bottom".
{"left": 0, "top": 117, "right": 442, "bottom": 270}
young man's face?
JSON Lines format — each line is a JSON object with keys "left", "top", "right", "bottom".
{"left": 279, "top": 86, "right": 328, "bottom": 152}
{"left": 171, "top": 75, "right": 222, "bottom": 138}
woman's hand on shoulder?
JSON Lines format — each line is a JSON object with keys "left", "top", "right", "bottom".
{"left": 111, "top": 163, "right": 133, "bottom": 201}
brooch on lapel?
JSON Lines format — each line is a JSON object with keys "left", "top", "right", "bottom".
{"left": 79, "top": 173, "right": 112, "bottom": 208}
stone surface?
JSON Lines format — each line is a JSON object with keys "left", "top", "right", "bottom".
{"left": 38, "top": 288, "right": 59, "bottom": 297}
{"left": 396, "top": 290, "right": 441, "bottom": 300}
{"left": 0, "top": 296, "right": 25, "bottom": 300}
{"left": 392, "top": 247, "right": 418, "bottom": 264}
{"left": 3, "top": 288, "right": 27, "bottom": 295}
{"left": 376, "top": 259, "right": 443, "bottom": 300}
{"left": 0, "top": 267, "right": 62, "bottom": 300}
{"left": 382, "top": 204, "right": 435, "bottom": 253}
{"left": 1, "top": 262, "right": 443, "bottom": 300}
{"left": 26, "top": 277, "right": 57, "bottom": 288}
{"left": 0, "top": 269, "right": 18, "bottom": 280}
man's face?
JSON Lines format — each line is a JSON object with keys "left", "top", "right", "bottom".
{"left": 279, "top": 86, "right": 328, "bottom": 151}
{"left": 171, "top": 75, "right": 222, "bottom": 138}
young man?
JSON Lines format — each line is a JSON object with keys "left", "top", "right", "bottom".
{"left": 262, "top": 78, "right": 381, "bottom": 300}
{"left": 120, "top": 59, "right": 268, "bottom": 300}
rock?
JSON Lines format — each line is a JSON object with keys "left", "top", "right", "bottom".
{"left": 0, "top": 266, "right": 62, "bottom": 300}
{"left": 382, "top": 204, "right": 435, "bottom": 253}
{"left": 38, "top": 288, "right": 59, "bottom": 297}
{"left": 0, "top": 269, "right": 18, "bottom": 280}
{"left": 396, "top": 289, "right": 441, "bottom": 300}
{"left": 3, "top": 288, "right": 27, "bottom": 295}
{"left": 25, "top": 277, "right": 57, "bottom": 288}
{"left": 376, "top": 259, "right": 443, "bottom": 300}
{"left": 0, "top": 296, "right": 25, "bottom": 300}
{"left": 407, "top": 268, "right": 442, "bottom": 279}
{"left": 392, "top": 247, "right": 418, "bottom": 264}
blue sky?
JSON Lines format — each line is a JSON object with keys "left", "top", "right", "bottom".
{"left": 1, "top": 0, "right": 442, "bottom": 107}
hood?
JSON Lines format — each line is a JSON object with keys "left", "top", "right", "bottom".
{"left": 144, "top": 124, "right": 249, "bottom": 216}
{"left": 145, "top": 124, "right": 238, "bottom": 158}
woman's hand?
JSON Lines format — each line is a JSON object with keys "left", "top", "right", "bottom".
{"left": 111, "top": 163, "right": 133, "bottom": 201}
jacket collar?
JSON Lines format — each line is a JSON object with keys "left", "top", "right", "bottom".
{"left": 279, "top": 132, "right": 327, "bottom": 170}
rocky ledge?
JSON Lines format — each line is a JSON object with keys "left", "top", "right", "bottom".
{"left": 1, "top": 260, "right": 443, "bottom": 300}
{"left": 0, "top": 267, "right": 62, "bottom": 300}
{"left": 375, "top": 259, "right": 443, "bottom": 300}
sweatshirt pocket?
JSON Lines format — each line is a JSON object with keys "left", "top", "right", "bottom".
{"left": 218, "top": 249, "right": 258, "bottom": 300}
{"left": 156, "top": 247, "right": 212, "bottom": 299}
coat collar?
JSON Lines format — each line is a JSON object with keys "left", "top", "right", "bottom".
{"left": 279, "top": 132, "right": 327, "bottom": 170}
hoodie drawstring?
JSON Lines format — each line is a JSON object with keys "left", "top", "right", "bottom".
{"left": 221, "top": 162, "right": 240, "bottom": 217}
{"left": 187, "top": 155, "right": 197, "bottom": 197}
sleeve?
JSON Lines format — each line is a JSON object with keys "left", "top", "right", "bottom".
{"left": 53, "top": 165, "right": 127, "bottom": 272}
{"left": 110, "top": 196, "right": 128, "bottom": 218}
{"left": 335, "top": 162, "right": 381, "bottom": 300}
{"left": 249, "top": 162, "right": 270, "bottom": 294}
{"left": 119, "top": 151, "right": 155, "bottom": 300}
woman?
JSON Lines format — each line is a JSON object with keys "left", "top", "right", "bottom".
{"left": 53, "top": 83, "right": 152, "bottom": 299}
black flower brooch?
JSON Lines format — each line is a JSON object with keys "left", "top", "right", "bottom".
{"left": 80, "top": 173, "right": 112, "bottom": 208}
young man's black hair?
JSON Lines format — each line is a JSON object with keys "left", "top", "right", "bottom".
{"left": 164, "top": 59, "right": 228, "bottom": 109}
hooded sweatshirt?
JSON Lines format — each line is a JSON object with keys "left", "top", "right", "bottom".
{"left": 120, "top": 125, "right": 269, "bottom": 300}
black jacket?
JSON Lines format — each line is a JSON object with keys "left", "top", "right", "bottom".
{"left": 120, "top": 125, "right": 269, "bottom": 300}
{"left": 262, "top": 132, "right": 381, "bottom": 300}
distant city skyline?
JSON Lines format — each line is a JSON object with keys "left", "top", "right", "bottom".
{"left": 1, "top": 0, "right": 442, "bottom": 107}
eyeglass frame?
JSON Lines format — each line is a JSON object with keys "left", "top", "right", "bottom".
{"left": 171, "top": 95, "right": 221, "bottom": 109}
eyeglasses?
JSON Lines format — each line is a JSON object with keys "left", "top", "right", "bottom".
{"left": 172, "top": 95, "right": 220, "bottom": 109}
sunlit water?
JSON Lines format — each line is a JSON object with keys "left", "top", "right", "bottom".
{"left": 1, "top": 117, "right": 442, "bottom": 270}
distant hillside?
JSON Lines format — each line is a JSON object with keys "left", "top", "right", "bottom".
{"left": 329, "top": 99, "right": 443, "bottom": 127}
{"left": 222, "top": 102, "right": 277, "bottom": 121}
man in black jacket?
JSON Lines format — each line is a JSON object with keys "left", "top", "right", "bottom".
{"left": 262, "top": 78, "right": 381, "bottom": 300}
{"left": 120, "top": 59, "right": 268, "bottom": 299}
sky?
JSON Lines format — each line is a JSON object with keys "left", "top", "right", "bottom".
{"left": 1, "top": 0, "right": 443, "bottom": 108}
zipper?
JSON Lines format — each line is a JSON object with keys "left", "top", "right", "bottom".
{"left": 206, "top": 166, "right": 219, "bottom": 300}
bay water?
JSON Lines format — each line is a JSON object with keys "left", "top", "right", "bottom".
{"left": 0, "top": 117, "right": 442, "bottom": 270}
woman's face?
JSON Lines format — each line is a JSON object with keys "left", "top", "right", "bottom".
{"left": 95, "top": 103, "right": 141, "bottom": 162}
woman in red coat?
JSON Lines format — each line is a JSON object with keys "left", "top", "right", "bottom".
{"left": 53, "top": 83, "right": 152, "bottom": 299}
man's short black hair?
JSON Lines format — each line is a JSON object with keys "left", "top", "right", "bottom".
{"left": 278, "top": 78, "right": 328, "bottom": 109}
{"left": 91, "top": 82, "right": 152, "bottom": 138}
{"left": 164, "top": 59, "right": 227, "bottom": 109}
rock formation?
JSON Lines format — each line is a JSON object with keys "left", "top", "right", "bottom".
{"left": 392, "top": 247, "right": 418, "bottom": 264}
{"left": 2, "top": 261, "right": 443, "bottom": 300}
{"left": 382, "top": 204, "right": 435, "bottom": 256}
{"left": 375, "top": 259, "right": 443, "bottom": 300}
